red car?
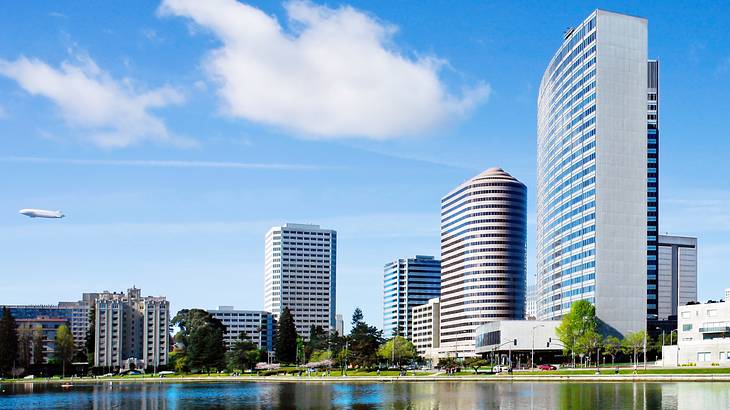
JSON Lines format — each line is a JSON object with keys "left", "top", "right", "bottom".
{"left": 537, "top": 364, "right": 557, "bottom": 371}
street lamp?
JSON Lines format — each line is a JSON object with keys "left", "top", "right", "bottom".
{"left": 492, "top": 339, "right": 517, "bottom": 369}
{"left": 531, "top": 324, "right": 545, "bottom": 370}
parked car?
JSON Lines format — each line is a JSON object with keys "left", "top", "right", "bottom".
{"left": 492, "top": 365, "right": 509, "bottom": 373}
{"left": 537, "top": 364, "right": 557, "bottom": 371}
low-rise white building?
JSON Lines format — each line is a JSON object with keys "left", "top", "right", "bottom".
{"left": 662, "top": 299, "right": 730, "bottom": 366}
{"left": 411, "top": 298, "right": 440, "bottom": 362}
{"left": 475, "top": 320, "right": 562, "bottom": 368}
{"left": 207, "top": 306, "right": 274, "bottom": 352}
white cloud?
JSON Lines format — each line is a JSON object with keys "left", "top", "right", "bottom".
{"left": 0, "top": 105, "right": 7, "bottom": 119}
{"left": 159, "top": 0, "right": 489, "bottom": 139}
{"left": 0, "top": 53, "right": 188, "bottom": 148}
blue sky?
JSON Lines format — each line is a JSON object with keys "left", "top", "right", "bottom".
{"left": 1, "top": 1, "right": 729, "bottom": 330}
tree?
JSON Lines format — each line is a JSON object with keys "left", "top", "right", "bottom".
{"left": 275, "top": 307, "right": 298, "bottom": 364}
{"left": 464, "top": 357, "right": 488, "bottom": 374}
{"left": 32, "top": 326, "right": 45, "bottom": 366}
{"left": 173, "top": 309, "right": 227, "bottom": 373}
{"left": 348, "top": 308, "right": 383, "bottom": 369}
{"left": 438, "top": 357, "right": 458, "bottom": 373}
{"left": 17, "top": 327, "right": 33, "bottom": 371}
{"left": 305, "top": 325, "right": 328, "bottom": 361}
{"left": 377, "top": 336, "right": 417, "bottom": 368}
{"left": 622, "top": 330, "right": 648, "bottom": 368}
{"left": 85, "top": 305, "right": 96, "bottom": 366}
{"left": 576, "top": 329, "right": 602, "bottom": 372}
{"left": 0, "top": 307, "right": 19, "bottom": 377}
{"left": 188, "top": 323, "right": 226, "bottom": 374}
{"left": 351, "top": 308, "right": 364, "bottom": 327}
{"left": 226, "top": 333, "right": 260, "bottom": 372}
{"left": 54, "top": 324, "right": 75, "bottom": 377}
{"left": 602, "top": 336, "right": 621, "bottom": 366}
{"left": 555, "top": 300, "right": 597, "bottom": 366}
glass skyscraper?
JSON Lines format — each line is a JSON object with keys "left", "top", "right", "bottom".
{"left": 440, "top": 167, "right": 527, "bottom": 356}
{"left": 382, "top": 255, "right": 441, "bottom": 339}
{"left": 537, "top": 10, "right": 650, "bottom": 336}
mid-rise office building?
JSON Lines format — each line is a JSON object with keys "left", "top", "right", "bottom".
{"left": 95, "top": 287, "right": 169, "bottom": 370}
{"left": 537, "top": 10, "right": 651, "bottom": 336}
{"left": 411, "top": 298, "right": 440, "bottom": 362}
{"left": 657, "top": 235, "right": 698, "bottom": 320}
{"left": 264, "top": 223, "right": 337, "bottom": 337}
{"left": 440, "top": 167, "right": 527, "bottom": 356}
{"left": 4, "top": 292, "right": 99, "bottom": 350}
{"left": 208, "top": 306, "right": 274, "bottom": 351}
{"left": 662, "top": 297, "right": 730, "bottom": 367}
{"left": 383, "top": 255, "right": 441, "bottom": 339}
{"left": 16, "top": 317, "right": 68, "bottom": 364}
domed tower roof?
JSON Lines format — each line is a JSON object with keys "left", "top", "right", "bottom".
{"left": 474, "top": 167, "right": 523, "bottom": 183}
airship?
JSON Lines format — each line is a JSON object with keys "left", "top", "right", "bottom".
{"left": 19, "top": 209, "right": 65, "bottom": 219}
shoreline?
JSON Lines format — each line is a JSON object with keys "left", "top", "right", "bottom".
{"left": 6, "top": 373, "right": 730, "bottom": 384}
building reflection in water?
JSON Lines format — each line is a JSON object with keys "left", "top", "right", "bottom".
{"left": 3, "top": 380, "right": 730, "bottom": 409}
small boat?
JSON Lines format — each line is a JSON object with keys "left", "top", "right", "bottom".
{"left": 61, "top": 383, "right": 74, "bottom": 388}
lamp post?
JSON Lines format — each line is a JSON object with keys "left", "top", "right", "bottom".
{"left": 531, "top": 324, "right": 545, "bottom": 370}
{"left": 492, "top": 339, "right": 517, "bottom": 369}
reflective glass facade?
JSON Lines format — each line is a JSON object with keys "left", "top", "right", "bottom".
{"left": 382, "top": 255, "right": 441, "bottom": 339}
{"left": 537, "top": 14, "right": 599, "bottom": 319}
{"left": 537, "top": 10, "right": 649, "bottom": 336}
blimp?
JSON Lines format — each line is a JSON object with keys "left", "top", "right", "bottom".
{"left": 19, "top": 209, "right": 65, "bottom": 219}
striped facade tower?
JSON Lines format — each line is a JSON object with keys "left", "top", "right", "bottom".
{"left": 439, "top": 167, "right": 527, "bottom": 357}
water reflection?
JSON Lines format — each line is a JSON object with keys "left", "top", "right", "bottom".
{"left": 2, "top": 380, "right": 730, "bottom": 409}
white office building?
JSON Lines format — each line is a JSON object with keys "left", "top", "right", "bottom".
{"left": 264, "top": 223, "right": 337, "bottom": 337}
{"left": 537, "top": 10, "right": 650, "bottom": 336}
{"left": 411, "top": 298, "right": 440, "bottom": 362}
{"left": 525, "top": 284, "right": 538, "bottom": 319}
{"left": 662, "top": 298, "right": 730, "bottom": 367}
{"left": 208, "top": 306, "right": 274, "bottom": 351}
{"left": 440, "top": 167, "right": 527, "bottom": 357}
{"left": 657, "top": 235, "right": 698, "bottom": 320}
{"left": 95, "top": 287, "right": 169, "bottom": 370}
{"left": 335, "top": 314, "right": 344, "bottom": 336}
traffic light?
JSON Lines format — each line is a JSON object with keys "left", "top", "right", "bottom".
{"left": 513, "top": 339, "right": 517, "bottom": 346}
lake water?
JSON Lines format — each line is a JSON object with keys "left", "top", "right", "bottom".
{"left": 2, "top": 381, "right": 730, "bottom": 409}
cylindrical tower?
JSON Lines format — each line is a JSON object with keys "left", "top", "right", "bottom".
{"left": 439, "top": 167, "right": 527, "bottom": 356}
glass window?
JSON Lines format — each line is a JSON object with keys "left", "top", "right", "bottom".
{"left": 682, "top": 324, "right": 692, "bottom": 331}
{"left": 697, "top": 352, "right": 711, "bottom": 362}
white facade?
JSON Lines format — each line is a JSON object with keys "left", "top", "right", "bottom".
{"left": 335, "top": 314, "right": 344, "bottom": 336}
{"left": 662, "top": 299, "right": 730, "bottom": 367}
{"left": 537, "top": 10, "right": 647, "bottom": 336}
{"left": 475, "top": 320, "right": 561, "bottom": 355}
{"left": 440, "top": 167, "right": 527, "bottom": 357}
{"left": 95, "top": 287, "right": 169, "bottom": 370}
{"left": 411, "top": 298, "right": 440, "bottom": 361}
{"left": 657, "top": 235, "right": 698, "bottom": 320}
{"left": 208, "top": 306, "right": 274, "bottom": 351}
{"left": 525, "top": 284, "right": 537, "bottom": 319}
{"left": 264, "top": 223, "right": 336, "bottom": 337}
